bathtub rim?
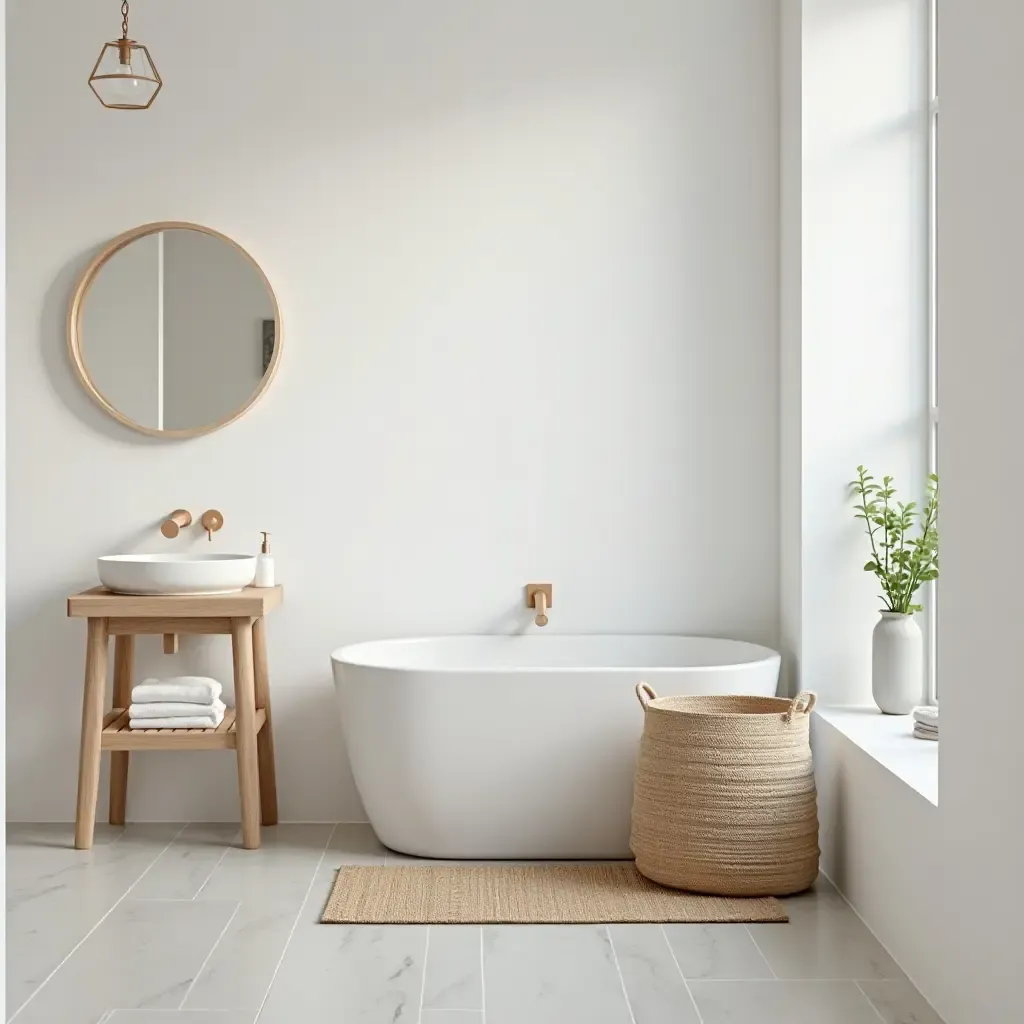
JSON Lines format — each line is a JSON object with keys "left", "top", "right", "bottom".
{"left": 330, "top": 633, "right": 781, "bottom": 674}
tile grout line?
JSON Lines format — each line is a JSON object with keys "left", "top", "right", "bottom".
{"left": 191, "top": 844, "right": 233, "bottom": 900}
{"left": 678, "top": 977, "right": 903, "bottom": 983}
{"left": 479, "top": 925, "right": 487, "bottom": 1024}
{"left": 130, "top": 898, "right": 209, "bottom": 903}
{"left": 743, "top": 924, "right": 778, "bottom": 979}
{"left": 604, "top": 927, "right": 638, "bottom": 1024}
{"left": 253, "top": 822, "right": 338, "bottom": 1023}
{"left": 7, "top": 822, "right": 192, "bottom": 1023}
{"left": 177, "top": 900, "right": 243, "bottom": 1009}
{"left": 100, "top": 1013, "right": 266, "bottom": 1018}
{"left": 819, "top": 870, "right": 938, "bottom": 1016}
{"left": 417, "top": 927, "right": 432, "bottom": 1024}
{"left": 660, "top": 924, "right": 706, "bottom": 1024}
{"left": 100, "top": 1013, "right": 258, "bottom": 1018}
{"left": 855, "top": 981, "right": 892, "bottom": 1024}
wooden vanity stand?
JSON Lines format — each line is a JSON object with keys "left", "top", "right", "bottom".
{"left": 67, "top": 585, "right": 283, "bottom": 851}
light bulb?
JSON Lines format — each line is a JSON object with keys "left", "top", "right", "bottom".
{"left": 106, "top": 62, "right": 143, "bottom": 103}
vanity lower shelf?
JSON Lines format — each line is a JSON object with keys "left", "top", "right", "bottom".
{"left": 100, "top": 707, "right": 267, "bottom": 751}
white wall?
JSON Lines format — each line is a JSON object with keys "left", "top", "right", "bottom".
{"left": 931, "top": 0, "right": 1024, "bottom": 1015}
{"left": 779, "top": 0, "right": 803, "bottom": 699}
{"left": 1, "top": 0, "right": 8, "bottom": 1009}
{"left": 163, "top": 229, "right": 273, "bottom": 431}
{"left": 80, "top": 233, "right": 161, "bottom": 428}
{"left": 5, "top": 0, "right": 781, "bottom": 821}
{"left": 811, "top": 2, "right": 1024, "bottom": 1021}
{"left": 812, "top": 719, "right": 945, "bottom": 1008}
{"left": 783, "top": 0, "right": 930, "bottom": 705}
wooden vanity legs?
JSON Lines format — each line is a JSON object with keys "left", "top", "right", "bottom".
{"left": 231, "top": 617, "right": 261, "bottom": 849}
{"left": 109, "top": 635, "right": 135, "bottom": 826}
{"left": 75, "top": 617, "right": 109, "bottom": 850}
{"left": 231, "top": 616, "right": 279, "bottom": 849}
{"left": 252, "top": 616, "right": 279, "bottom": 827}
{"left": 232, "top": 615, "right": 278, "bottom": 847}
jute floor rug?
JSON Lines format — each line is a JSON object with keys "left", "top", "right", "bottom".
{"left": 321, "top": 863, "right": 787, "bottom": 924}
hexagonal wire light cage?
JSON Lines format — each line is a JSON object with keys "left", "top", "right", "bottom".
{"left": 88, "top": 1, "right": 162, "bottom": 109}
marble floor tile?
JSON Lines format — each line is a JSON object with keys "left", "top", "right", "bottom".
{"left": 257, "top": 922, "right": 429, "bottom": 1023}
{"left": 423, "top": 926, "right": 483, "bottom": 1011}
{"left": 7, "top": 822, "right": 127, "bottom": 852}
{"left": 608, "top": 924, "right": 701, "bottom": 1024}
{"left": 483, "top": 925, "right": 633, "bottom": 1024}
{"left": 662, "top": 923, "right": 775, "bottom": 980}
{"left": 131, "top": 823, "right": 242, "bottom": 900}
{"left": 257, "top": 848, "right": 428, "bottom": 1024}
{"left": 184, "top": 825, "right": 338, "bottom": 1011}
{"left": 182, "top": 895, "right": 308, "bottom": 1012}
{"left": 196, "top": 824, "right": 335, "bottom": 905}
{"left": 11, "top": 897, "right": 239, "bottom": 1024}
{"left": 325, "top": 822, "right": 388, "bottom": 865}
{"left": 689, "top": 979, "right": 890, "bottom": 1023}
{"left": 858, "top": 978, "right": 947, "bottom": 1024}
{"left": 6, "top": 824, "right": 186, "bottom": 1019}
{"left": 106, "top": 1013, "right": 254, "bottom": 1023}
{"left": 6, "top": 823, "right": 183, "bottom": 894}
{"left": 6, "top": 829, "right": 947, "bottom": 1024}
{"left": 748, "top": 890, "right": 905, "bottom": 980}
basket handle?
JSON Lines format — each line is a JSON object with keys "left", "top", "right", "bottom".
{"left": 783, "top": 691, "right": 817, "bottom": 723}
{"left": 636, "top": 682, "right": 658, "bottom": 710}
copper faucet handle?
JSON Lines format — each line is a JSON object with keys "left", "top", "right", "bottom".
{"left": 160, "top": 509, "right": 192, "bottom": 539}
{"left": 200, "top": 509, "right": 224, "bottom": 541}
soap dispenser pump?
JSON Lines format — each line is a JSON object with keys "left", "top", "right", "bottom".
{"left": 254, "top": 531, "right": 275, "bottom": 587}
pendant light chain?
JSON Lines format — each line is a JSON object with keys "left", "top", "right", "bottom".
{"left": 121, "top": 0, "right": 130, "bottom": 40}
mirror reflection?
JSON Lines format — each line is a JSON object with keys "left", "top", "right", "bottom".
{"left": 77, "top": 226, "right": 278, "bottom": 434}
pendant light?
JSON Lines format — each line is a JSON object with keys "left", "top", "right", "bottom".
{"left": 88, "top": 1, "right": 162, "bottom": 110}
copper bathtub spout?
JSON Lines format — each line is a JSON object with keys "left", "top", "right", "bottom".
{"left": 526, "top": 583, "right": 553, "bottom": 627}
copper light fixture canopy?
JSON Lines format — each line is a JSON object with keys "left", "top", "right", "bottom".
{"left": 88, "top": 1, "right": 162, "bottom": 110}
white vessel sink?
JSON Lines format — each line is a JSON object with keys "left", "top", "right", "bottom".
{"left": 98, "top": 553, "right": 258, "bottom": 596}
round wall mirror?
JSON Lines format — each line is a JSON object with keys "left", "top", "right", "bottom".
{"left": 68, "top": 222, "right": 282, "bottom": 438}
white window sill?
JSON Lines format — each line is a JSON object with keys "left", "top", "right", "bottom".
{"left": 813, "top": 706, "right": 938, "bottom": 807}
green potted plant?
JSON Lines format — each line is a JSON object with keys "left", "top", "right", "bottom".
{"left": 850, "top": 467, "right": 939, "bottom": 714}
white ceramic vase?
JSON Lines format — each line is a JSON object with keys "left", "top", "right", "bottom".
{"left": 871, "top": 612, "right": 923, "bottom": 715}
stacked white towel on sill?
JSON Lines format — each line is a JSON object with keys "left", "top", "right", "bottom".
{"left": 912, "top": 704, "right": 939, "bottom": 741}
{"left": 129, "top": 676, "right": 226, "bottom": 729}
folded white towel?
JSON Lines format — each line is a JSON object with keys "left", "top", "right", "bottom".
{"left": 913, "top": 705, "right": 939, "bottom": 725}
{"left": 130, "top": 700, "right": 226, "bottom": 721}
{"left": 913, "top": 723, "right": 938, "bottom": 741}
{"left": 132, "top": 677, "right": 222, "bottom": 706}
{"left": 129, "top": 704, "right": 226, "bottom": 730}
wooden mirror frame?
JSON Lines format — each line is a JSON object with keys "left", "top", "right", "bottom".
{"left": 67, "top": 221, "right": 283, "bottom": 439}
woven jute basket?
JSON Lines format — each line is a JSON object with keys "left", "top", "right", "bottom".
{"left": 630, "top": 684, "right": 820, "bottom": 897}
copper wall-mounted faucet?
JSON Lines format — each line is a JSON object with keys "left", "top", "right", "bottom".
{"left": 200, "top": 509, "right": 224, "bottom": 541}
{"left": 160, "top": 509, "right": 192, "bottom": 538}
{"left": 526, "top": 583, "right": 553, "bottom": 627}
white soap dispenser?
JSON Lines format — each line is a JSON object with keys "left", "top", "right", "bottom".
{"left": 254, "top": 531, "right": 275, "bottom": 587}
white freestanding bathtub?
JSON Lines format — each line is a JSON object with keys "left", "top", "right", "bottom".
{"left": 331, "top": 635, "right": 780, "bottom": 859}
